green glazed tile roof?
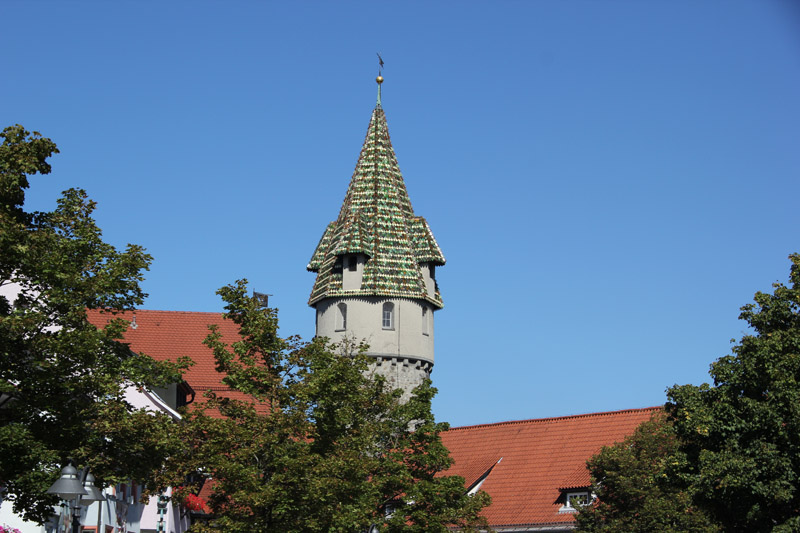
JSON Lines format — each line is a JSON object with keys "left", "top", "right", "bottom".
{"left": 308, "top": 104, "right": 445, "bottom": 308}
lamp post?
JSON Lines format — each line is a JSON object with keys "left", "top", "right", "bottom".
{"left": 47, "top": 463, "right": 106, "bottom": 533}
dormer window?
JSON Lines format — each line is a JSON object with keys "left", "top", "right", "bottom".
{"left": 382, "top": 302, "right": 394, "bottom": 330}
{"left": 341, "top": 254, "right": 364, "bottom": 290}
{"left": 559, "top": 490, "right": 592, "bottom": 513}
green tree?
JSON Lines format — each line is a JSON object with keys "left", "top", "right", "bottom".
{"left": 667, "top": 253, "right": 800, "bottom": 532}
{"left": 169, "top": 280, "right": 489, "bottom": 532}
{"left": 0, "top": 125, "right": 185, "bottom": 523}
{"left": 575, "top": 413, "right": 719, "bottom": 533}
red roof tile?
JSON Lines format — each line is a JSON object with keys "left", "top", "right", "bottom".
{"left": 86, "top": 310, "right": 656, "bottom": 528}
{"left": 441, "top": 407, "right": 661, "bottom": 529}
{"left": 86, "top": 309, "right": 251, "bottom": 414}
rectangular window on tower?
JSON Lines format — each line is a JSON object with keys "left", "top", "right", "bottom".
{"left": 336, "top": 303, "right": 347, "bottom": 331}
{"left": 422, "top": 306, "right": 429, "bottom": 336}
{"left": 382, "top": 302, "right": 394, "bottom": 330}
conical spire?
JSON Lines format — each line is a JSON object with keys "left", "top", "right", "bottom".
{"left": 308, "top": 95, "right": 445, "bottom": 308}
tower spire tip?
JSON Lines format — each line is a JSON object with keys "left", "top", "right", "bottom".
{"left": 376, "top": 53, "right": 384, "bottom": 106}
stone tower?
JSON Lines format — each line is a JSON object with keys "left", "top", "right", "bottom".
{"left": 307, "top": 76, "right": 445, "bottom": 397}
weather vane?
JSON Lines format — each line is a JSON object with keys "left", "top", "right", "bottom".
{"left": 376, "top": 53, "right": 384, "bottom": 105}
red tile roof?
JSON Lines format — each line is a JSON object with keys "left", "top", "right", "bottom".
{"left": 441, "top": 407, "right": 661, "bottom": 530}
{"left": 86, "top": 310, "right": 657, "bottom": 529}
{"left": 86, "top": 309, "right": 253, "bottom": 414}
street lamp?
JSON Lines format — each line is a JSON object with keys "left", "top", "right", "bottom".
{"left": 80, "top": 473, "right": 105, "bottom": 504}
{"left": 47, "top": 463, "right": 106, "bottom": 533}
{"left": 47, "top": 464, "right": 85, "bottom": 500}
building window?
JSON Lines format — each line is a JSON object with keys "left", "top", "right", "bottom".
{"left": 348, "top": 255, "right": 357, "bottom": 272}
{"left": 382, "top": 302, "right": 394, "bottom": 330}
{"left": 560, "top": 491, "right": 592, "bottom": 512}
{"left": 429, "top": 263, "right": 436, "bottom": 280}
{"left": 336, "top": 303, "right": 347, "bottom": 331}
{"left": 422, "top": 306, "right": 429, "bottom": 335}
{"left": 332, "top": 256, "right": 343, "bottom": 274}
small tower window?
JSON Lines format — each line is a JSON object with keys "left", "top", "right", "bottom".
{"left": 332, "top": 257, "right": 343, "bottom": 275}
{"left": 429, "top": 263, "right": 436, "bottom": 280}
{"left": 336, "top": 303, "right": 347, "bottom": 331}
{"left": 348, "top": 255, "right": 357, "bottom": 272}
{"left": 422, "top": 306, "right": 429, "bottom": 336}
{"left": 382, "top": 302, "right": 394, "bottom": 330}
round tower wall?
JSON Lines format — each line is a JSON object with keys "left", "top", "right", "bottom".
{"left": 315, "top": 297, "right": 435, "bottom": 364}
{"left": 368, "top": 354, "right": 432, "bottom": 403}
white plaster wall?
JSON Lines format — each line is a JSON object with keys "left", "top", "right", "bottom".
{"left": 0, "top": 280, "right": 21, "bottom": 302}
{"left": 315, "top": 296, "right": 436, "bottom": 399}
{"left": 341, "top": 254, "right": 366, "bottom": 291}
{"left": 421, "top": 262, "right": 436, "bottom": 299}
{"left": 315, "top": 297, "right": 434, "bottom": 364}
{"left": 0, "top": 495, "right": 45, "bottom": 533}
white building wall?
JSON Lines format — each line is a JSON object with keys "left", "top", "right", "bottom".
{"left": 0, "top": 493, "right": 44, "bottom": 532}
{"left": 421, "top": 262, "right": 437, "bottom": 300}
{"left": 341, "top": 254, "right": 366, "bottom": 291}
{"left": 315, "top": 297, "right": 434, "bottom": 364}
{"left": 315, "top": 296, "right": 436, "bottom": 397}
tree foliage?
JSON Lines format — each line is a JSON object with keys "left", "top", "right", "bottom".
{"left": 167, "top": 280, "right": 490, "bottom": 532}
{"left": 0, "top": 124, "right": 58, "bottom": 223}
{"left": 667, "top": 253, "right": 800, "bottom": 532}
{"left": 575, "top": 413, "right": 719, "bottom": 532}
{"left": 0, "top": 125, "right": 185, "bottom": 523}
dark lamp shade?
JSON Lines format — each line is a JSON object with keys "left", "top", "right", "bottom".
{"left": 80, "top": 473, "right": 106, "bottom": 503}
{"left": 47, "top": 464, "right": 88, "bottom": 500}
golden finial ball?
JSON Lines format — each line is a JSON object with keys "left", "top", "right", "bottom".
{"left": 376, "top": 75, "right": 384, "bottom": 84}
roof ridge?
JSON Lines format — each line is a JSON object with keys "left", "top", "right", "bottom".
{"left": 91, "top": 309, "right": 226, "bottom": 316}
{"left": 447, "top": 406, "right": 663, "bottom": 432}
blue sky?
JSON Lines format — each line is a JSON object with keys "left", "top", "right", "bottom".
{"left": 5, "top": 1, "right": 799, "bottom": 427}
